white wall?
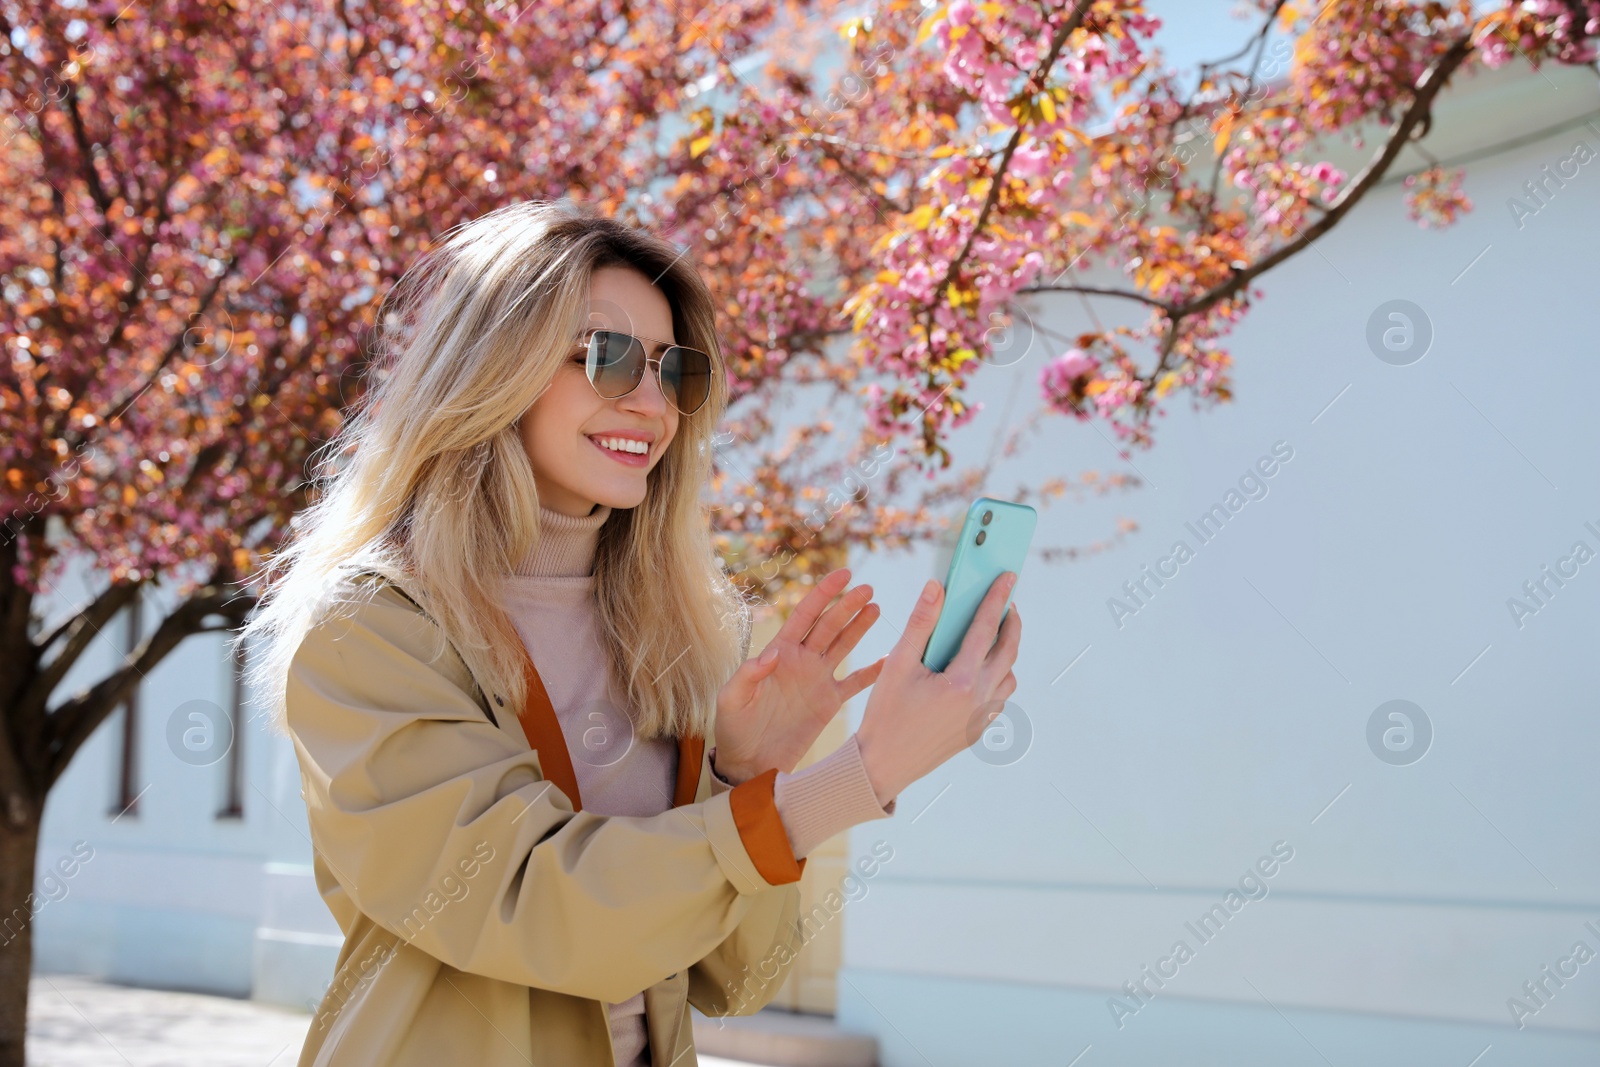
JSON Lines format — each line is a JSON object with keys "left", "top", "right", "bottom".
{"left": 837, "top": 65, "right": 1600, "bottom": 1067}
{"left": 32, "top": 551, "right": 338, "bottom": 1010}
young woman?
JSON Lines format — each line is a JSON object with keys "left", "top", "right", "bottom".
{"left": 243, "top": 200, "right": 1022, "bottom": 1067}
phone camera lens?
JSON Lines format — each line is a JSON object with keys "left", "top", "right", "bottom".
{"left": 975, "top": 530, "right": 987, "bottom": 545}
{"left": 981, "top": 510, "right": 993, "bottom": 525}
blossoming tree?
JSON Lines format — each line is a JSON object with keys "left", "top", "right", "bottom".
{"left": 2, "top": 0, "right": 1596, "bottom": 1059}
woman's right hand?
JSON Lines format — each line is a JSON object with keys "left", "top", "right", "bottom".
{"left": 855, "top": 572, "right": 1022, "bottom": 806}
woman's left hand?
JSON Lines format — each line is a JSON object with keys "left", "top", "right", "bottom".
{"left": 713, "top": 568, "right": 886, "bottom": 781}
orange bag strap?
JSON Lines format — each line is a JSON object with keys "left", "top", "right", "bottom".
{"left": 516, "top": 647, "right": 706, "bottom": 812}
{"left": 517, "top": 650, "right": 583, "bottom": 812}
{"left": 674, "top": 734, "right": 705, "bottom": 808}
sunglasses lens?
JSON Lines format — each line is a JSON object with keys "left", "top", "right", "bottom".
{"left": 586, "top": 330, "right": 712, "bottom": 414}
{"left": 588, "top": 330, "right": 646, "bottom": 398}
{"left": 661, "top": 347, "right": 712, "bottom": 414}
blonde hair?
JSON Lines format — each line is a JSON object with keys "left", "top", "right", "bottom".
{"left": 240, "top": 200, "right": 748, "bottom": 741}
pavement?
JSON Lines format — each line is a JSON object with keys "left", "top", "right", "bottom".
{"left": 26, "top": 974, "right": 780, "bottom": 1067}
{"left": 28, "top": 976, "right": 309, "bottom": 1067}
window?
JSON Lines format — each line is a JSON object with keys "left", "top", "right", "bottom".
{"left": 110, "top": 589, "right": 142, "bottom": 819}
{"left": 218, "top": 638, "right": 245, "bottom": 819}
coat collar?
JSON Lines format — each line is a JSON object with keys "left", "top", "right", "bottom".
{"left": 516, "top": 644, "right": 704, "bottom": 811}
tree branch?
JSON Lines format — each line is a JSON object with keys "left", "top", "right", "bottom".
{"left": 1167, "top": 33, "right": 1476, "bottom": 323}
{"left": 1017, "top": 283, "right": 1174, "bottom": 312}
{"left": 814, "top": 140, "right": 913, "bottom": 215}
{"left": 1189, "top": 0, "right": 1289, "bottom": 93}
{"left": 936, "top": 0, "right": 1096, "bottom": 298}
{"left": 21, "top": 579, "right": 142, "bottom": 727}
{"left": 1030, "top": 29, "right": 1477, "bottom": 417}
{"left": 44, "top": 576, "right": 256, "bottom": 788}
{"left": 791, "top": 132, "right": 949, "bottom": 163}
{"left": 61, "top": 80, "right": 114, "bottom": 215}
{"left": 1199, "top": 8, "right": 1286, "bottom": 227}
{"left": 82, "top": 258, "right": 238, "bottom": 448}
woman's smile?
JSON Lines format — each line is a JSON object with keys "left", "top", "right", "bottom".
{"left": 586, "top": 430, "right": 655, "bottom": 467}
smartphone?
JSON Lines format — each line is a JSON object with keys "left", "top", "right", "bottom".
{"left": 921, "top": 497, "right": 1037, "bottom": 672}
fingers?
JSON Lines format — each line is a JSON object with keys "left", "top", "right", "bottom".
{"left": 892, "top": 578, "right": 945, "bottom": 667}
{"left": 772, "top": 567, "right": 852, "bottom": 647}
{"left": 748, "top": 641, "right": 782, "bottom": 675}
{"left": 837, "top": 655, "right": 887, "bottom": 702}
{"left": 818, "top": 594, "right": 879, "bottom": 668}
{"left": 950, "top": 571, "right": 1017, "bottom": 674}
{"left": 983, "top": 599, "right": 1022, "bottom": 682}
{"left": 805, "top": 582, "right": 875, "bottom": 659}
{"left": 717, "top": 644, "right": 781, "bottom": 712}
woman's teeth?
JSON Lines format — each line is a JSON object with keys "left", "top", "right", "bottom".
{"left": 593, "top": 436, "right": 649, "bottom": 455}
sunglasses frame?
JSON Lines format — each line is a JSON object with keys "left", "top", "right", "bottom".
{"left": 573, "top": 328, "right": 715, "bottom": 416}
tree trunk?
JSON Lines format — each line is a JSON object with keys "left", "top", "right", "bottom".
{"left": 0, "top": 558, "right": 253, "bottom": 1067}
{"left": 0, "top": 810, "right": 40, "bottom": 1067}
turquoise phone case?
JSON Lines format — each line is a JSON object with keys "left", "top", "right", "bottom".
{"left": 921, "top": 497, "right": 1037, "bottom": 672}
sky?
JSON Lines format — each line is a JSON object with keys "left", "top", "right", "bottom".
{"left": 1144, "top": 0, "right": 1269, "bottom": 75}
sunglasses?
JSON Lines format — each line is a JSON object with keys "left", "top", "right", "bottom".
{"left": 573, "top": 328, "right": 714, "bottom": 416}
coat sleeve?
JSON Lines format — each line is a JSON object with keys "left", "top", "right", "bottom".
{"left": 686, "top": 751, "right": 805, "bottom": 1015}
{"left": 686, "top": 882, "right": 805, "bottom": 1015}
{"left": 285, "top": 582, "right": 807, "bottom": 1005}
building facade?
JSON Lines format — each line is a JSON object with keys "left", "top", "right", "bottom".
{"left": 32, "top": 50, "right": 1600, "bottom": 1067}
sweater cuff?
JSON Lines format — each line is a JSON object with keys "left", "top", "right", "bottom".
{"left": 772, "top": 733, "right": 896, "bottom": 861}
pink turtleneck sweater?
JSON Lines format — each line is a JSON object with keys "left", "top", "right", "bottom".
{"left": 498, "top": 503, "right": 896, "bottom": 1067}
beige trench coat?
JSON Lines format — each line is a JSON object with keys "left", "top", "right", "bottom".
{"left": 286, "top": 571, "right": 809, "bottom": 1066}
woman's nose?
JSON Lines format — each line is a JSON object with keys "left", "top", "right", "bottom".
{"left": 620, "top": 360, "right": 670, "bottom": 414}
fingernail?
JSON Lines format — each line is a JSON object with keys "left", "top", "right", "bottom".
{"left": 759, "top": 645, "right": 779, "bottom": 664}
{"left": 920, "top": 580, "right": 939, "bottom": 604}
